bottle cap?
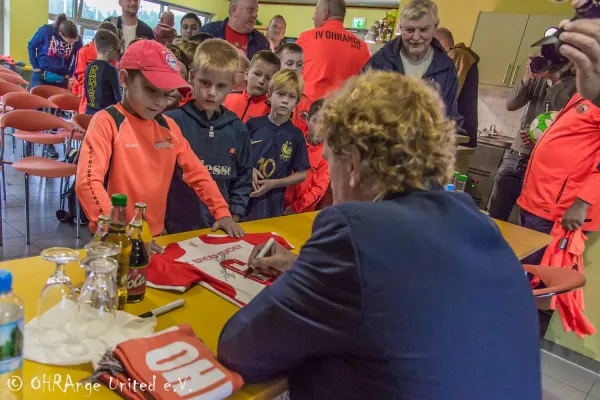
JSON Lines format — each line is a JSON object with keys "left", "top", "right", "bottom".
{"left": 111, "top": 194, "right": 127, "bottom": 207}
{"left": 0, "top": 271, "right": 12, "bottom": 293}
{"left": 453, "top": 171, "right": 459, "bottom": 177}
{"left": 458, "top": 175, "right": 468, "bottom": 182}
{"left": 134, "top": 202, "right": 147, "bottom": 209}
{"left": 445, "top": 184, "right": 455, "bottom": 192}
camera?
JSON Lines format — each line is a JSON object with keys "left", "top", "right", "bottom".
{"left": 530, "top": 0, "right": 600, "bottom": 74}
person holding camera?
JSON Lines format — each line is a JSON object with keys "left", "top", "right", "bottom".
{"left": 487, "top": 58, "right": 576, "bottom": 222}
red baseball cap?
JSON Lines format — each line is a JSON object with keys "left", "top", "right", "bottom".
{"left": 119, "top": 40, "right": 191, "bottom": 96}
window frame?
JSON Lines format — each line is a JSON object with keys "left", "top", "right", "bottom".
{"left": 48, "top": 0, "right": 213, "bottom": 40}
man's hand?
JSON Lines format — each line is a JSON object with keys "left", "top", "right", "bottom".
{"left": 251, "top": 179, "right": 275, "bottom": 198}
{"left": 252, "top": 168, "right": 264, "bottom": 192}
{"left": 559, "top": 17, "right": 600, "bottom": 102}
{"left": 248, "top": 241, "right": 297, "bottom": 277}
{"left": 212, "top": 216, "right": 245, "bottom": 238}
{"left": 561, "top": 198, "right": 590, "bottom": 231}
{"left": 519, "top": 129, "right": 534, "bottom": 147}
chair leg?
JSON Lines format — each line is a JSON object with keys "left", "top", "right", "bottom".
{"left": 24, "top": 173, "right": 30, "bottom": 245}
{"left": 76, "top": 193, "right": 81, "bottom": 239}
{"left": 1, "top": 168, "right": 5, "bottom": 201}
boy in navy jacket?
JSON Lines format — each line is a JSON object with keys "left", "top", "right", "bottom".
{"left": 165, "top": 39, "right": 252, "bottom": 234}
{"left": 245, "top": 69, "right": 309, "bottom": 221}
{"left": 84, "top": 29, "right": 122, "bottom": 115}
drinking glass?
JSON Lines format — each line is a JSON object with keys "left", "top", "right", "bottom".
{"left": 74, "top": 257, "right": 119, "bottom": 339}
{"left": 83, "top": 242, "right": 121, "bottom": 279}
{"left": 36, "top": 247, "right": 80, "bottom": 346}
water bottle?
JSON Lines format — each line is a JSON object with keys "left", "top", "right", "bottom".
{"left": 445, "top": 184, "right": 455, "bottom": 192}
{"left": 0, "top": 271, "right": 24, "bottom": 399}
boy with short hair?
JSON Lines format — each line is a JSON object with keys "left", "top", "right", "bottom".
{"left": 275, "top": 42, "right": 311, "bottom": 134}
{"left": 284, "top": 98, "right": 330, "bottom": 214}
{"left": 75, "top": 40, "right": 243, "bottom": 238}
{"left": 223, "top": 50, "right": 281, "bottom": 123}
{"left": 84, "top": 29, "right": 122, "bottom": 115}
{"left": 165, "top": 39, "right": 252, "bottom": 233}
{"left": 233, "top": 56, "right": 250, "bottom": 92}
{"left": 244, "top": 69, "right": 309, "bottom": 220}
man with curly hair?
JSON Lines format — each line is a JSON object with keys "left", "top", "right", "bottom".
{"left": 217, "top": 71, "right": 541, "bottom": 399}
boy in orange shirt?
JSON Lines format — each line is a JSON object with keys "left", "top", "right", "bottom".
{"left": 223, "top": 51, "right": 280, "bottom": 122}
{"left": 276, "top": 42, "right": 312, "bottom": 134}
{"left": 75, "top": 39, "right": 243, "bottom": 237}
{"left": 284, "top": 98, "right": 330, "bottom": 214}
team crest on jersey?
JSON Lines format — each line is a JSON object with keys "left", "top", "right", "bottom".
{"left": 165, "top": 52, "right": 179, "bottom": 71}
{"left": 154, "top": 137, "right": 174, "bottom": 150}
{"left": 575, "top": 104, "right": 589, "bottom": 114}
{"left": 280, "top": 141, "right": 293, "bottom": 161}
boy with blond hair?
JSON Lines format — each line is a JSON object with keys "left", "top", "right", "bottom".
{"left": 223, "top": 50, "right": 281, "bottom": 122}
{"left": 244, "top": 69, "right": 309, "bottom": 220}
{"left": 76, "top": 40, "right": 243, "bottom": 238}
{"left": 165, "top": 39, "right": 252, "bottom": 233}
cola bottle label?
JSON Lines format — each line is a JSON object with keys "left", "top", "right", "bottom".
{"left": 127, "top": 266, "right": 147, "bottom": 296}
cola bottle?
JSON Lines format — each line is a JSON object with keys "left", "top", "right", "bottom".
{"left": 127, "top": 221, "right": 148, "bottom": 303}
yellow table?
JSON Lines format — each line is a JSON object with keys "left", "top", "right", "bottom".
{"left": 6, "top": 211, "right": 548, "bottom": 399}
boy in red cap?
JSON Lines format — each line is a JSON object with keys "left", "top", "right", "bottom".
{"left": 223, "top": 50, "right": 280, "bottom": 123}
{"left": 75, "top": 39, "right": 244, "bottom": 238}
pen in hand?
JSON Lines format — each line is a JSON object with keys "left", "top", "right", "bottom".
{"left": 245, "top": 238, "right": 276, "bottom": 278}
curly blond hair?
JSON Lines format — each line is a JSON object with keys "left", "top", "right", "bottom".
{"left": 318, "top": 70, "right": 456, "bottom": 194}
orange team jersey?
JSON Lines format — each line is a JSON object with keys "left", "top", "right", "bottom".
{"left": 72, "top": 42, "right": 117, "bottom": 114}
{"left": 75, "top": 103, "right": 231, "bottom": 236}
{"left": 223, "top": 90, "right": 270, "bottom": 123}
{"left": 296, "top": 20, "right": 371, "bottom": 101}
{"left": 285, "top": 138, "right": 330, "bottom": 213}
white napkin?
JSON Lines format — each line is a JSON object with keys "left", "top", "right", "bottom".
{"left": 24, "top": 300, "right": 156, "bottom": 366}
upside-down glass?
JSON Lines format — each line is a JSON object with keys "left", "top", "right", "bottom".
{"left": 75, "top": 256, "right": 119, "bottom": 339}
{"left": 83, "top": 241, "right": 121, "bottom": 279}
{"left": 36, "top": 247, "right": 80, "bottom": 346}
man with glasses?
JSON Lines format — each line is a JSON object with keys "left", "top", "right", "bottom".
{"left": 201, "top": 0, "right": 269, "bottom": 59}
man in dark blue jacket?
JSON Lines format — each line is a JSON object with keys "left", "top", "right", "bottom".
{"left": 200, "top": 0, "right": 269, "bottom": 59}
{"left": 363, "top": 0, "right": 461, "bottom": 123}
{"left": 104, "top": 0, "right": 154, "bottom": 48}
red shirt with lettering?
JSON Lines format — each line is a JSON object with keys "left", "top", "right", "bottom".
{"left": 225, "top": 24, "right": 249, "bottom": 58}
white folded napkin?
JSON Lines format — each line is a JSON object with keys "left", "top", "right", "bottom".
{"left": 24, "top": 300, "right": 156, "bottom": 366}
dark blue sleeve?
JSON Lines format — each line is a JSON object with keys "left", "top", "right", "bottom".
{"left": 444, "top": 66, "right": 463, "bottom": 125}
{"left": 291, "top": 132, "right": 310, "bottom": 173}
{"left": 228, "top": 125, "right": 252, "bottom": 217}
{"left": 69, "top": 39, "right": 83, "bottom": 77}
{"left": 217, "top": 207, "right": 363, "bottom": 382}
{"left": 28, "top": 26, "right": 45, "bottom": 70}
{"left": 111, "top": 66, "right": 122, "bottom": 103}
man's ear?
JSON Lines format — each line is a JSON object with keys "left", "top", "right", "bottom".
{"left": 348, "top": 145, "right": 362, "bottom": 189}
{"left": 118, "top": 69, "right": 129, "bottom": 89}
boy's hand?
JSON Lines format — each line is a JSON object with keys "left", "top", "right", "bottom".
{"left": 251, "top": 179, "right": 275, "bottom": 198}
{"left": 149, "top": 240, "right": 165, "bottom": 255}
{"left": 252, "top": 168, "right": 264, "bottom": 192}
{"left": 212, "top": 216, "right": 245, "bottom": 238}
{"left": 232, "top": 215, "right": 241, "bottom": 223}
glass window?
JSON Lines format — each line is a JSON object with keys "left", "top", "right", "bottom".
{"left": 138, "top": 1, "right": 161, "bottom": 29}
{"left": 83, "top": 28, "right": 96, "bottom": 45}
{"left": 49, "top": 0, "right": 74, "bottom": 17}
{"left": 81, "top": 0, "right": 120, "bottom": 23}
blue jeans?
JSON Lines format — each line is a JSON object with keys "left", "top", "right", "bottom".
{"left": 488, "top": 150, "right": 530, "bottom": 221}
{"left": 31, "top": 71, "right": 69, "bottom": 89}
{"left": 520, "top": 209, "right": 555, "bottom": 264}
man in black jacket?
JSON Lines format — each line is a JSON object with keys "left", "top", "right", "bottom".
{"left": 106, "top": 0, "right": 154, "bottom": 49}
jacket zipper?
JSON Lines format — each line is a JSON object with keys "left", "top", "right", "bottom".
{"left": 556, "top": 177, "right": 568, "bottom": 203}
{"left": 241, "top": 98, "right": 252, "bottom": 121}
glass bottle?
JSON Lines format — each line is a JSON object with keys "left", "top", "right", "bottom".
{"left": 456, "top": 175, "right": 468, "bottom": 192}
{"left": 90, "top": 215, "right": 110, "bottom": 242}
{"left": 451, "top": 171, "right": 459, "bottom": 186}
{"left": 128, "top": 203, "right": 153, "bottom": 256}
{"left": 102, "top": 194, "right": 132, "bottom": 310}
{"left": 127, "top": 221, "right": 148, "bottom": 303}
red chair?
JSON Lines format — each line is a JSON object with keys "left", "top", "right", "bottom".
{"left": 49, "top": 93, "right": 82, "bottom": 153}
{"left": 0, "top": 82, "right": 27, "bottom": 98}
{"left": 523, "top": 264, "right": 586, "bottom": 309}
{"left": 0, "top": 68, "right": 23, "bottom": 78}
{"left": 0, "top": 110, "right": 81, "bottom": 244}
{"left": 0, "top": 72, "right": 29, "bottom": 87}
{"left": 30, "top": 85, "right": 72, "bottom": 99}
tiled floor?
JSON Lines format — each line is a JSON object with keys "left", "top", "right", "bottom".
{"left": 542, "top": 350, "right": 600, "bottom": 399}
{"left": 0, "top": 142, "right": 92, "bottom": 261}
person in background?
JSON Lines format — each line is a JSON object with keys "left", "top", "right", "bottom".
{"left": 164, "top": 44, "right": 190, "bottom": 111}
{"left": 153, "top": 10, "right": 177, "bottom": 45}
{"left": 434, "top": 27, "right": 479, "bottom": 148}
{"left": 266, "top": 15, "right": 286, "bottom": 52}
{"left": 84, "top": 29, "right": 122, "bottom": 115}
{"left": 217, "top": 71, "right": 541, "bottom": 399}
{"left": 165, "top": 39, "right": 252, "bottom": 232}
{"left": 487, "top": 58, "right": 576, "bottom": 222}
{"left": 105, "top": 0, "right": 154, "bottom": 49}
{"left": 517, "top": 92, "right": 600, "bottom": 265}
{"left": 296, "top": 0, "right": 371, "bottom": 101}
{"left": 201, "top": 0, "right": 270, "bottom": 59}
{"left": 75, "top": 40, "right": 243, "bottom": 238}
{"left": 284, "top": 98, "right": 329, "bottom": 215}
{"left": 180, "top": 13, "right": 202, "bottom": 41}
{"left": 28, "top": 13, "right": 83, "bottom": 158}
{"left": 233, "top": 56, "right": 250, "bottom": 92}
{"left": 73, "top": 21, "right": 119, "bottom": 115}
{"left": 364, "top": 0, "right": 460, "bottom": 123}
{"left": 244, "top": 69, "right": 309, "bottom": 220}
{"left": 223, "top": 50, "right": 281, "bottom": 122}
{"left": 189, "top": 32, "right": 215, "bottom": 43}
{"left": 276, "top": 42, "right": 310, "bottom": 134}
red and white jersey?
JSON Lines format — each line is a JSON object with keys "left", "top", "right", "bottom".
{"left": 147, "top": 233, "right": 293, "bottom": 306}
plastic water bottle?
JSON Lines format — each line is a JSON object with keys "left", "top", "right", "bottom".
{"left": 0, "top": 271, "right": 24, "bottom": 399}
{"left": 445, "top": 184, "right": 455, "bottom": 192}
